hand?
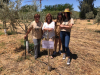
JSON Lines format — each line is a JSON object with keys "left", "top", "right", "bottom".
{"left": 24, "top": 35, "right": 27, "bottom": 39}
{"left": 60, "top": 24, "right": 64, "bottom": 28}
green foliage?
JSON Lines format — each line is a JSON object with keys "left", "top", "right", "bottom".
{"left": 85, "top": 11, "right": 94, "bottom": 19}
{"left": 87, "top": 19, "right": 90, "bottom": 22}
{"left": 6, "top": 31, "right": 16, "bottom": 35}
{"left": 71, "top": 11, "right": 80, "bottom": 19}
{"left": 43, "top": 3, "right": 73, "bottom": 11}
{"left": 77, "top": 0, "right": 96, "bottom": 19}
{"left": 95, "top": 8, "right": 100, "bottom": 25}
{"left": 20, "top": 5, "right": 38, "bottom": 12}
{"left": 0, "top": 32, "right": 4, "bottom": 35}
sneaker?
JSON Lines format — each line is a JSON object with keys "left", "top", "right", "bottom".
{"left": 63, "top": 54, "right": 66, "bottom": 60}
{"left": 53, "top": 51, "right": 56, "bottom": 56}
{"left": 67, "top": 58, "right": 71, "bottom": 65}
{"left": 58, "top": 51, "right": 61, "bottom": 54}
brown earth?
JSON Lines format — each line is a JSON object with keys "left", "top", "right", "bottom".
{"left": 0, "top": 19, "right": 100, "bottom": 75}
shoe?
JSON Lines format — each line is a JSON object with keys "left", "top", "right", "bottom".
{"left": 58, "top": 51, "right": 61, "bottom": 54}
{"left": 67, "top": 58, "right": 71, "bottom": 65}
{"left": 63, "top": 54, "right": 66, "bottom": 60}
{"left": 53, "top": 51, "right": 56, "bottom": 56}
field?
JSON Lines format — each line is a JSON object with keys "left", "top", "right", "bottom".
{"left": 0, "top": 19, "right": 100, "bottom": 75}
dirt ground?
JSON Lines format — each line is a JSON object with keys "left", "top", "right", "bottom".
{"left": 0, "top": 19, "right": 100, "bottom": 75}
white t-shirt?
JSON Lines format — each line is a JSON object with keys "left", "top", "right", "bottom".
{"left": 42, "top": 21, "right": 55, "bottom": 38}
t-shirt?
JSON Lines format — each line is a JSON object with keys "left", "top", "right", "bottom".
{"left": 42, "top": 21, "right": 55, "bottom": 38}
{"left": 29, "top": 21, "right": 43, "bottom": 39}
{"left": 61, "top": 18, "right": 74, "bottom": 32}
{"left": 55, "top": 20, "right": 63, "bottom": 36}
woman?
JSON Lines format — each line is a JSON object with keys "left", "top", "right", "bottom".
{"left": 60, "top": 8, "right": 74, "bottom": 65}
{"left": 42, "top": 13, "right": 55, "bottom": 59}
{"left": 54, "top": 12, "right": 63, "bottom": 55}
{"left": 24, "top": 14, "right": 43, "bottom": 59}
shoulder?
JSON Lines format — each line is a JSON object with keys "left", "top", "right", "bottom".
{"left": 53, "top": 19, "right": 57, "bottom": 22}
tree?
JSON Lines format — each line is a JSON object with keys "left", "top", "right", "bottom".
{"left": 85, "top": 11, "right": 94, "bottom": 19}
{"left": 77, "top": 0, "right": 96, "bottom": 19}
{"left": 42, "top": 3, "right": 73, "bottom": 11}
{"left": 95, "top": 8, "right": 100, "bottom": 25}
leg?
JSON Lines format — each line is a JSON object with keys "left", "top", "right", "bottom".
{"left": 60, "top": 31, "right": 66, "bottom": 59}
{"left": 65, "top": 32, "right": 71, "bottom": 65}
{"left": 59, "top": 36, "right": 61, "bottom": 51}
{"left": 37, "top": 39, "right": 41, "bottom": 55}
{"left": 60, "top": 31, "right": 65, "bottom": 53}
{"left": 34, "top": 45, "right": 38, "bottom": 59}
{"left": 58, "top": 36, "right": 62, "bottom": 54}
{"left": 65, "top": 32, "right": 70, "bottom": 57}
{"left": 33, "top": 39, "right": 39, "bottom": 59}
{"left": 55, "top": 38, "right": 58, "bottom": 52}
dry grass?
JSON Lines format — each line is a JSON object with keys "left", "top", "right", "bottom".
{"left": 0, "top": 19, "right": 100, "bottom": 75}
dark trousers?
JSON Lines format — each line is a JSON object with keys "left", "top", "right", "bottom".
{"left": 60, "top": 31, "right": 70, "bottom": 56}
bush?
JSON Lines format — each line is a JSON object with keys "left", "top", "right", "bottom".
{"left": 95, "top": 9, "right": 100, "bottom": 25}
{"left": 85, "top": 11, "right": 94, "bottom": 19}
{"left": 71, "top": 11, "right": 79, "bottom": 20}
{"left": 7, "top": 31, "right": 16, "bottom": 35}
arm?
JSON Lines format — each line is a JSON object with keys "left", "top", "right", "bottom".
{"left": 60, "top": 18, "right": 74, "bottom": 29}
{"left": 60, "top": 23, "right": 73, "bottom": 29}
{"left": 24, "top": 26, "right": 33, "bottom": 39}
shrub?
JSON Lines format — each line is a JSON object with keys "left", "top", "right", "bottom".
{"left": 95, "top": 9, "right": 100, "bottom": 25}
{"left": 85, "top": 11, "right": 94, "bottom": 19}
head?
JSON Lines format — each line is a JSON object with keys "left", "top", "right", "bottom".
{"left": 45, "top": 13, "right": 52, "bottom": 23}
{"left": 63, "top": 8, "right": 71, "bottom": 21}
{"left": 57, "top": 12, "right": 63, "bottom": 21}
{"left": 34, "top": 14, "right": 40, "bottom": 23}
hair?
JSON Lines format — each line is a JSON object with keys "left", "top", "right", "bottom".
{"left": 63, "top": 12, "right": 71, "bottom": 21}
{"left": 34, "top": 14, "right": 40, "bottom": 18}
{"left": 57, "top": 12, "right": 63, "bottom": 22}
{"left": 45, "top": 13, "right": 52, "bottom": 23}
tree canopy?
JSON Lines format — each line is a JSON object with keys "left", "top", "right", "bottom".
{"left": 42, "top": 3, "right": 73, "bottom": 11}
{"left": 77, "top": 0, "right": 96, "bottom": 19}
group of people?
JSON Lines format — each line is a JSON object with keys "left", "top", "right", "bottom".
{"left": 24, "top": 8, "right": 74, "bottom": 65}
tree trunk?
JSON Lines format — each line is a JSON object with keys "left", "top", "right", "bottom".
{"left": 3, "top": 21, "right": 7, "bottom": 35}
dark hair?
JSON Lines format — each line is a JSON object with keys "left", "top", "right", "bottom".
{"left": 63, "top": 12, "right": 71, "bottom": 21}
{"left": 34, "top": 14, "right": 40, "bottom": 18}
{"left": 57, "top": 12, "right": 63, "bottom": 21}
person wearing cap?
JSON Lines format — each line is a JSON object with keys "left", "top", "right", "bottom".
{"left": 60, "top": 8, "right": 74, "bottom": 65}
{"left": 53, "top": 12, "right": 63, "bottom": 55}
{"left": 24, "top": 14, "right": 43, "bottom": 59}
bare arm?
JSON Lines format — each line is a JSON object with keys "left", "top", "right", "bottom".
{"left": 24, "top": 27, "right": 33, "bottom": 39}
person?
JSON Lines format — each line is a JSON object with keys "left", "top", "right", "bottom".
{"left": 24, "top": 14, "right": 43, "bottom": 59}
{"left": 60, "top": 8, "right": 74, "bottom": 65}
{"left": 53, "top": 12, "right": 63, "bottom": 55}
{"left": 42, "top": 13, "right": 55, "bottom": 59}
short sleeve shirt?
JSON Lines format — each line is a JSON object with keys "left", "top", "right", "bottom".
{"left": 29, "top": 21, "right": 43, "bottom": 39}
{"left": 61, "top": 18, "right": 74, "bottom": 32}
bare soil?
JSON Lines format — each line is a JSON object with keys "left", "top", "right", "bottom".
{"left": 0, "top": 19, "right": 100, "bottom": 75}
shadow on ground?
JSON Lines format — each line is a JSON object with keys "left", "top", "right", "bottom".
{"left": 95, "top": 30, "right": 100, "bottom": 33}
{"left": 14, "top": 45, "right": 25, "bottom": 53}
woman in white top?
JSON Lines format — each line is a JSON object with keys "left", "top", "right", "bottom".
{"left": 42, "top": 13, "right": 55, "bottom": 58}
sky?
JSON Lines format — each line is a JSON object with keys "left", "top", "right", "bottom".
{"left": 21, "top": 0, "right": 100, "bottom": 11}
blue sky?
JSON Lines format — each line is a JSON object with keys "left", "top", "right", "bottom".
{"left": 21, "top": 0, "right": 100, "bottom": 11}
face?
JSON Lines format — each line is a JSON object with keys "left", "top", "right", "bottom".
{"left": 58, "top": 14, "right": 62, "bottom": 19}
{"left": 47, "top": 15, "right": 51, "bottom": 22}
{"left": 34, "top": 16, "right": 40, "bottom": 23}
{"left": 64, "top": 12, "right": 67, "bottom": 18}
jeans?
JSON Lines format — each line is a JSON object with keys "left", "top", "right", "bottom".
{"left": 60, "top": 31, "right": 70, "bottom": 56}
{"left": 33, "top": 39, "right": 41, "bottom": 58}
